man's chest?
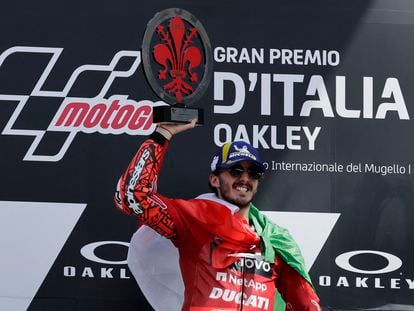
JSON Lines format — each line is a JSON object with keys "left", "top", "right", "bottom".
{"left": 180, "top": 238, "right": 278, "bottom": 310}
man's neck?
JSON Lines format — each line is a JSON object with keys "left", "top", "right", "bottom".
{"left": 237, "top": 205, "right": 250, "bottom": 220}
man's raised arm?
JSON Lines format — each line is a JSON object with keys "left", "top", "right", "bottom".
{"left": 114, "top": 120, "right": 197, "bottom": 239}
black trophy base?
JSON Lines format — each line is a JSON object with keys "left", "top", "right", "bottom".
{"left": 152, "top": 105, "right": 204, "bottom": 125}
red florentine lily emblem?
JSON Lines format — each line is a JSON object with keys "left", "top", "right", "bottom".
{"left": 153, "top": 16, "right": 202, "bottom": 103}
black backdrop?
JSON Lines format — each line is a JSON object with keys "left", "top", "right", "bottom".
{"left": 1, "top": 0, "right": 414, "bottom": 310}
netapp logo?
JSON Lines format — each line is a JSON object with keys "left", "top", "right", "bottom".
{"left": 0, "top": 46, "right": 164, "bottom": 162}
{"left": 318, "top": 250, "right": 414, "bottom": 290}
{"left": 63, "top": 241, "right": 132, "bottom": 279}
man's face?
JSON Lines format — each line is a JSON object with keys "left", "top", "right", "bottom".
{"left": 211, "top": 161, "right": 262, "bottom": 209}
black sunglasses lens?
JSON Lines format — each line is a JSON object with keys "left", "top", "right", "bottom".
{"left": 228, "top": 165, "right": 263, "bottom": 179}
{"left": 229, "top": 167, "right": 244, "bottom": 177}
{"left": 248, "top": 169, "right": 263, "bottom": 180}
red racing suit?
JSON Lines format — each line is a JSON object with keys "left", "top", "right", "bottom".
{"left": 115, "top": 133, "right": 320, "bottom": 311}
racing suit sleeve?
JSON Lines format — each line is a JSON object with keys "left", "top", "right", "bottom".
{"left": 276, "top": 257, "right": 321, "bottom": 311}
{"left": 114, "top": 131, "right": 177, "bottom": 240}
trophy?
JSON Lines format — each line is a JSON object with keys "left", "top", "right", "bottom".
{"left": 141, "top": 8, "right": 213, "bottom": 125}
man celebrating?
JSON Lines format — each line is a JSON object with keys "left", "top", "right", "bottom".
{"left": 115, "top": 120, "right": 320, "bottom": 310}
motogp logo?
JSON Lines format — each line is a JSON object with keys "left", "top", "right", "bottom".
{"left": 0, "top": 46, "right": 162, "bottom": 162}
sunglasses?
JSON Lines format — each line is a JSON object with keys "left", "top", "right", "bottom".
{"left": 226, "top": 164, "right": 264, "bottom": 180}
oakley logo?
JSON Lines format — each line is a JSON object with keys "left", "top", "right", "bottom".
{"left": 335, "top": 250, "right": 402, "bottom": 274}
{"left": 80, "top": 241, "right": 130, "bottom": 265}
